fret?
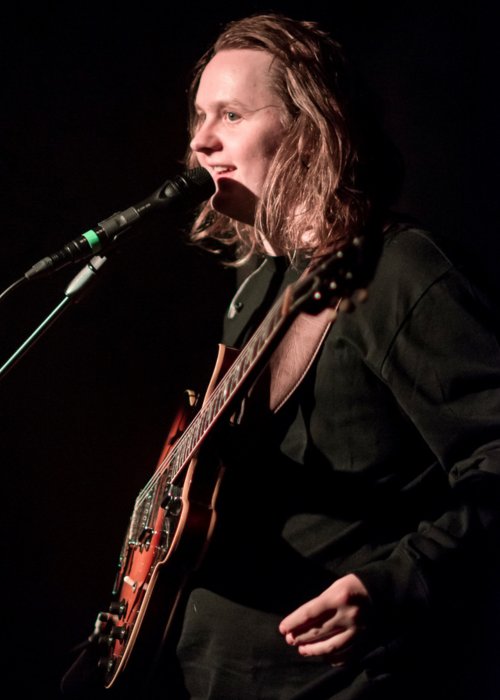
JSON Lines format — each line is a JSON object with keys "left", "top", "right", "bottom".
{"left": 142, "top": 237, "right": 372, "bottom": 504}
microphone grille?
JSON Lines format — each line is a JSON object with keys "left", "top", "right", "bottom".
{"left": 156, "top": 167, "right": 215, "bottom": 209}
{"left": 184, "top": 167, "right": 215, "bottom": 199}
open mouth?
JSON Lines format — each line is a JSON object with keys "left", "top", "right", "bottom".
{"left": 211, "top": 165, "right": 236, "bottom": 175}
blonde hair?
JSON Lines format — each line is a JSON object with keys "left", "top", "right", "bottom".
{"left": 186, "top": 13, "right": 401, "bottom": 265}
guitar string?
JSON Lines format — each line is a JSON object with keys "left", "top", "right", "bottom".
{"left": 125, "top": 245, "right": 362, "bottom": 539}
{"left": 133, "top": 258, "right": 334, "bottom": 512}
{"left": 152, "top": 298, "right": 281, "bottom": 481}
{"left": 131, "top": 291, "right": 286, "bottom": 516}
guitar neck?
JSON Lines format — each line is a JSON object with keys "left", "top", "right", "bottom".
{"left": 136, "top": 233, "right": 376, "bottom": 509}
{"left": 167, "top": 290, "right": 293, "bottom": 479}
{"left": 127, "top": 282, "right": 297, "bottom": 542}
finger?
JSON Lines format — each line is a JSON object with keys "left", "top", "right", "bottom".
{"left": 279, "top": 604, "right": 316, "bottom": 634}
{"left": 296, "top": 628, "right": 354, "bottom": 657}
{"left": 280, "top": 600, "right": 334, "bottom": 636}
{"left": 283, "top": 604, "right": 363, "bottom": 645}
{"left": 285, "top": 620, "right": 343, "bottom": 646}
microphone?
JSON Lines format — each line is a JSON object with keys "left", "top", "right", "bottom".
{"left": 24, "top": 167, "right": 215, "bottom": 279}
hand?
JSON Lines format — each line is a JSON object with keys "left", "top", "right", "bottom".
{"left": 278, "top": 574, "right": 370, "bottom": 666}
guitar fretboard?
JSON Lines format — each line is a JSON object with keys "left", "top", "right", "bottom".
{"left": 128, "top": 237, "right": 370, "bottom": 539}
{"left": 152, "top": 291, "right": 287, "bottom": 492}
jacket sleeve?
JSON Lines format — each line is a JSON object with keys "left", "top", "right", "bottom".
{"left": 351, "top": 229, "right": 500, "bottom": 630}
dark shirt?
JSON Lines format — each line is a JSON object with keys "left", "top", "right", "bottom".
{"left": 171, "top": 223, "right": 500, "bottom": 699}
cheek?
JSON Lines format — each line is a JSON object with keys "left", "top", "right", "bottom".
{"left": 244, "top": 131, "right": 283, "bottom": 177}
{"left": 259, "top": 124, "right": 285, "bottom": 169}
{"left": 191, "top": 151, "right": 205, "bottom": 167}
{"left": 250, "top": 147, "right": 280, "bottom": 193}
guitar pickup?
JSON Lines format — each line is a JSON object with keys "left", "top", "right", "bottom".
{"left": 161, "top": 482, "right": 183, "bottom": 516}
{"left": 137, "top": 527, "right": 154, "bottom": 549}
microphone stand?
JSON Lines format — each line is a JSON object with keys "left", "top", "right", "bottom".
{"left": 0, "top": 254, "right": 108, "bottom": 382}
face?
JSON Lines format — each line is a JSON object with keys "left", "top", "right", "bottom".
{"left": 190, "top": 49, "right": 286, "bottom": 226}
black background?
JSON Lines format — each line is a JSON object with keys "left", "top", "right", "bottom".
{"left": 1, "top": 1, "right": 497, "bottom": 696}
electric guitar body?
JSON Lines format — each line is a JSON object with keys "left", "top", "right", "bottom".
{"left": 98, "top": 344, "right": 237, "bottom": 691}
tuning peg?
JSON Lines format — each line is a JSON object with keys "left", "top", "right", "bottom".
{"left": 352, "top": 288, "right": 368, "bottom": 304}
{"left": 336, "top": 289, "right": 369, "bottom": 315}
{"left": 338, "top": 298, "right": 355, "bottom": 313}
{"left": 325, "top": 307, "right": 339, "bottom": 322}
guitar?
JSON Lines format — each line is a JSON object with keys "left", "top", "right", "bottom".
{"left": 93, "top": 232, "right": 381, "bottom": 691}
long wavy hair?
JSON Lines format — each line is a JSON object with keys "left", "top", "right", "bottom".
{"left": 186, "top": 13, "right": 402, "bottom": 265}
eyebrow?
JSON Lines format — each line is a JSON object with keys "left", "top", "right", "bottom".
{"left": 194, "top": 99, "right": 282, "bottom": 116}
{"left": 194, "top": 98, "right": 249, "bottom": 112}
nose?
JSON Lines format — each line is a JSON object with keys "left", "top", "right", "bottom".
{"left": 190, "top": 118, "right": 222, "bottom": 154}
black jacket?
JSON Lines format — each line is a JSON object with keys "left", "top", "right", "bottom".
{"left": 172, "top": 223, "right": 500, "bottom": 699}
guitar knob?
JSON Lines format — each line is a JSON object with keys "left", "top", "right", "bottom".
{"left": 109, "top": 624, "right": 128, "bottom": 641}
{"left": 108, "top": 599, "right": 127, "bottom": 618}
{"left": 97, "top": 656, "right": 115, "bottom": 674}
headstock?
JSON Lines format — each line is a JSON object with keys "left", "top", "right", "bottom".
{"left": 283, "top": 232, "right": 382, "bottom": 318}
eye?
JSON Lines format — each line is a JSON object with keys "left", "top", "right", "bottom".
{"left": 224, "top": 111, "right": 241, "bottom": 123}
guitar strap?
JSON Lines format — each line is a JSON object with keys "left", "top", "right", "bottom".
{"left": 236, "top": 219, "right": 395, "bottom": 416}
{"left": 267, "top": 304, "right": 336, "bottom": 412}
{"left": 240, "top": 266, "right": 338, "bottom": 418}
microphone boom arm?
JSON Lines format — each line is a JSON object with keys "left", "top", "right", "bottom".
{"left": 0, "top": 255, "right": 108, "bottom": 382}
